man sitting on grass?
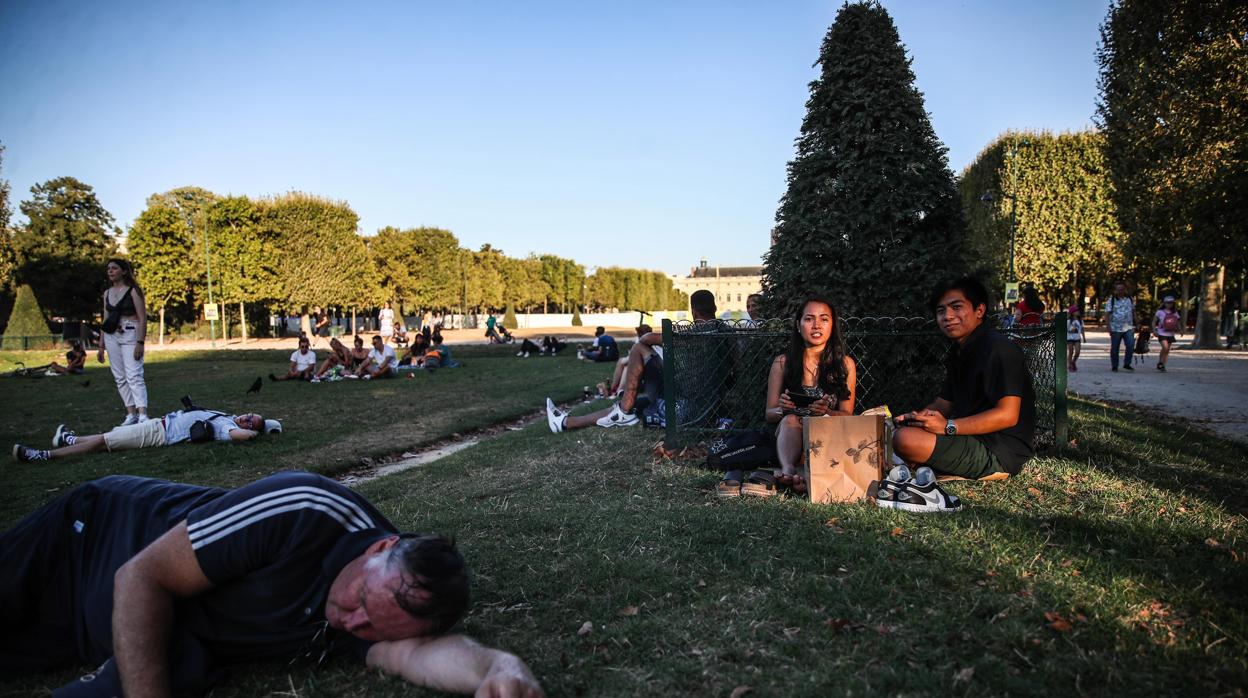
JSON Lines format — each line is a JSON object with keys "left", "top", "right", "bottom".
{"left": 578, "top": 327, "right": 619, "bottom": 362}
{"left": 892, "top": 277, "right": 1035, "bottom": 484}
{"left": 271, "top": 336, "right": 318, "bottom": 382}
{"left": 546, "top": 290, "right": 719, "bottom": 432}
{"left": 355, "top": 334, "right": 397, "bottom": 379}
{"left": 0, "top": 471, "right": 544, "bottom": 697}
{"left": 12, "top": 409, "right": 280, "bottom": 462}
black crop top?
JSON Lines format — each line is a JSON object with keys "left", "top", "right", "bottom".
{"left": 106, "top": 286, "right": 138, "bottom": 317}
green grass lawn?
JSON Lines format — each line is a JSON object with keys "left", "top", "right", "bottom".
{"left": 2, "top": 349, "right": 1246, "bottom": 696}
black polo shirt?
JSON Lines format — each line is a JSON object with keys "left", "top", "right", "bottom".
{"left": 75, "top": 471, "right": 395, "bottom": 693}
{"left": 937, "top": 323, "right": 1036, "bottom": 474}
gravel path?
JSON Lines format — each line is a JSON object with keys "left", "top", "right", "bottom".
{"left": 1068, "top": 332, "right": 1248, "bottom": 445}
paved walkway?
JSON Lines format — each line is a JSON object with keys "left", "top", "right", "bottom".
{"left": 1068, "top": 333, "right": 1248, "bottom": 445}
{"left": 142, "top": 326, "right": 631, "bottom": 353}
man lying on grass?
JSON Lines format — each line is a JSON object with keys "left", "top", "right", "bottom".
{"left": 546, "top": 290, "right": 719, "bottom": 432}
{"left": 887, "top": 277, "right": 1035, "bottom": 511}
{"left": 11, "top": 409, "right": 278, "bottom": 462}
{"left": 0, "top": 471, "right": 544, "bottom": 698}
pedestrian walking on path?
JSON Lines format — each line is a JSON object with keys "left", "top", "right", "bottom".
{"left": 1103, "top": 281, "right": 1136, "bottom": 372}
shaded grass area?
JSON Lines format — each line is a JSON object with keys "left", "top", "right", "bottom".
{"left": 4, "top": 372, "right": 1246, "bottom": 695}
{"left": 0, "top": 345, "right": 608, "bottom": 526}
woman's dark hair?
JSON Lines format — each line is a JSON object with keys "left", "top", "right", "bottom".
{"left": 928, "top": 277, "right": 990, "bottom": 313}
{"left": 106, "top": 258, "right": 142, "bottom": 292}
{"left": 390, "top": 535, "right": 471, "bottom": 635}
{"left": 1021, "top": 285, "right": 1045, "bottom": 313}
{"left": 782, "top": 296, "right": 850, "bottom": 401}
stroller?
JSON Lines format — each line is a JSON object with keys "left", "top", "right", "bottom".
{"left": 1133, "top": 323, "right": 1152, "bottom": 365}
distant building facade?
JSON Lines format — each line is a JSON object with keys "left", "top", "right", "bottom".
{"left": 669, "top": 260, "right": 763, "bottom": 313}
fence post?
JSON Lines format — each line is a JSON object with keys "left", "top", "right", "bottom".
{"left": 1053, "top": 311, "right": 1069, "bottom": 446}
{"left": 661, "top": 319, "right": 679, "bottom": 448}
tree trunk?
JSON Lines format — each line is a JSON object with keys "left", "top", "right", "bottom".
{"left": 159, "top": 308, "right": 165, "bottom": 347}
{"left": 240, "top": 302, "right": 247, "bottom": 343}
{"left": 1194, "top": 264, "right": 1224, "bottom": 349}
{"left": 300, "top": 312, "right": 312, "bottom": 338}
{"left": 222, "top": 304, "right": 230, "bottom": 341}
{"left": 351, "top": 308, "right": 357, "bottom": 335}
{"left": 1180, "top": 276, "right": 1192, "bottom": 333}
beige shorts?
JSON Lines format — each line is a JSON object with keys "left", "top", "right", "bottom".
{"left": 104, "top": 418, "right": 167, "bottom": 451}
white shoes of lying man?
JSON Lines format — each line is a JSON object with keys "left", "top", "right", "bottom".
{"left": 867, "top": 464, "right": 963, "bottom": 513}
{"left": 545, "top": 398, "right": 638, "bottom": 433}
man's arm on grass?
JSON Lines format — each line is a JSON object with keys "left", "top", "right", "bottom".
{"left": 367, "top": 635, "right": 544, "bottom": 697}
{"left": 113, "top": 521, "right": 213, "bottom": 698}
{"left": 229, "top": 428, "right": 259, "bottom": 441}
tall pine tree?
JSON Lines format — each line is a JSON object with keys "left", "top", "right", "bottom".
{"left": 763, "top": 1, "right": 965, "bottom": 319}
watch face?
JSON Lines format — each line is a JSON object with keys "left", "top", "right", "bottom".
{"left": 945, "top": 422, "right": 956, "bottom": 435}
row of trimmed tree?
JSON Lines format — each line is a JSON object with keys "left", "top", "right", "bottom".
{"left": 762, "top": 0, "right": 1245, "bottom": 349}
{"left": 0, "top": 170, "right": 686, "bottom": 338}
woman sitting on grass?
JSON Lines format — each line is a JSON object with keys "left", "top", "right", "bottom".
{"left": 312, "top": 337, "right": 352, "bottom": 381}
{"left": 764, "top": 296, "right": 857, "bottom": 493}
{"left": 348, "top": 335, "right": 370, "bottom": 373}
{"left": 47, "top": 340, "right": 87, "bottom": 375}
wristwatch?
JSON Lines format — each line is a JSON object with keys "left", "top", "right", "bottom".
{"left": 945, "top": 419, "right": 957, "bottom": 436}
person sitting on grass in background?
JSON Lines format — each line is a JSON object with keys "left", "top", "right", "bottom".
{"left": 578, "top": 327, "right": 619, "bottom": 363}
{"left": 546, "top": 291, "right": 719, "bottom": 432}
{"left": 355, "top": 335, "right": 397, "bottom": 380}
{"left": 540, "top": 336, "right": 566, "bottom": 355}
{"left": 596, "top": 324, "right": 651, "bottom": 398}
{"left": 398, "top": 333, "right": 429, "bottom": 368}
{"left": 271, "top": 337, "right": 317, "bottom": 382}
{"left": 762, "top": 296, "right": 857, "bottom": 495}
{"left": 12, "top": 410, "right": 279, "bottom": 462}
{"left": 348, "top": 335, "right": 370, "bottom": 374}
{"left": 393, "top": 321, "right": 408, "bottom": 347}
{"left": 1152, "top": 295, "right": 1180, "bottom": 372}
{"left": 47, "top": 339, "right": 87, "bottom": 375}
{"left": 0, "top": 471, "right": 544, "bottom": 697}
{"left": 891, "top": 277, "right": 1035, "bottom": 502}
{"left": 313, "top": 337, "right": 352, "bottom": 381}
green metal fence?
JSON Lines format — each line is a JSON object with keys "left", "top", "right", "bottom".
{"left": 661, "top": 313, "right": 1068, "bottom": 449}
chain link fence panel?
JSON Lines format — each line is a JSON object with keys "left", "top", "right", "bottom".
{"left": 662, "top": 315, "right": 1064, "bottom": 450}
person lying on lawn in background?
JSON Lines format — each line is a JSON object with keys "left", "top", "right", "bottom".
{"left": 12, "top": 410, "right": 280, "bottom": 463}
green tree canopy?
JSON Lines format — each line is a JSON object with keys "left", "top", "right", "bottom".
{"left": 538, "top": 254, "right": 584, "bottom": 313}
{"left": 762, "top": 1, "right": 965, "bottom": 318}
{"left": 127, "top": 204, "right": 194, "bottom": 313}
{"left": 14, "top": 176, "right": 119, "bottom": 319}
{"left": 586, "top": 266, "right": 686, "bottom": 311}
{"left": 208, "top": 195, "right": 281, "bottom": 306}
{"left": 260, "top": 192, "right": 380, "bottom": 311}
{"left": 1, "top": 284, "right": 50, "bottom": 341}
{"left": 959, "top": 131, "right": 1124, "bottom": 302}
{"left": 367, "top": 225, "right": 462, "bottom": 311}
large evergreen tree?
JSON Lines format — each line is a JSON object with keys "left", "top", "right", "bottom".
{"left": 1096, "top": 0, "right": 1247, "bottom": 347}
{"left": 14, "top": 177, "right": 119, "bottom": 320}
{"left": 762, "top": 1, "right": 965, "bottom": 318}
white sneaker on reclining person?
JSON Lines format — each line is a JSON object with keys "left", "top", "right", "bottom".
{"left": 136, "top": 414, "right": 150, "bottom": 423}
{"left": 545, "top": 398, "right": 567, "bottom": 433}
{"left": 595, "top": 402, "right": 639, "bottom": 428}
{"left": 53, "top": 424, "right": 76, "bottom": 448}
{"left": 119, "top": 413, "right": 138, "bottom": 427}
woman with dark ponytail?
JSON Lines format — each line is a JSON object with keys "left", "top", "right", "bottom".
{"left": 98, "top": 258, "right": 149, "bottom": 425}
{"left": 764, "top": 296, "right": 857, "bottom": 492}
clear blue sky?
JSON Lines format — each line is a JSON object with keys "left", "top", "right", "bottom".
{"left": 0, "top": 0, "right": 1110, "bottom": 275}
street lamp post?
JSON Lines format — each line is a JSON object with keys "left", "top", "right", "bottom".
{"left": 186, "top": 211, "right": 217, "bottom": 347}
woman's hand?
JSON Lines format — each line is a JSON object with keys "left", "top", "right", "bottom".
{"left": 808, "top": 396, "right": 834, "bottom": 417}
{"left": 777, "top": 392, "right": 796, "bottom": 414}
{"left": 97, "top": 348, "right": 106, "bottom": 364}
{"left": 133, "top": 344, "right": 145, "bottom": 361}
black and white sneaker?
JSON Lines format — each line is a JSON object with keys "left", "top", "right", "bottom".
{"left": 12, "top": 444, "right": 50, "bottom": 462}
{"left": 53, "top": 424, "right": 75, "bottom": 448}
{"left": 545, "top": 398, "right": 567, "bottom": 433}
{"left": 872, "top": 478, "right": 962, "bottom": 513}
{"left": 595, "top": 402, "right": 639, "bottom": 428}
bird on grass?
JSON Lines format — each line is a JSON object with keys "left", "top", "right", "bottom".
{"left": 247, "top": 377, "right": 262, "bottom": 394}
{"left": 80, "top": 380, "right": 91, "bottom": 388}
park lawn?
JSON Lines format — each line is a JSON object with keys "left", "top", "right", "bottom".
{"left": 4, "top": 371, "right": 1247, "bottom": 695}
{"left": 0, "top": 345, "right": 610, "bottom": 526}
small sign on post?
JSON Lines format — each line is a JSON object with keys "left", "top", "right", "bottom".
{"left": 203, "top": 303, "right": 219, "bottom": 321}
{"left": 1003, "top": 282, "right": 1020, "bottom": 304}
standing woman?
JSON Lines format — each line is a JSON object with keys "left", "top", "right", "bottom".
{"left": 98, "top": 258, "right": 148, "bottom": 425}
{"left": 764, "top": 296, "right": 857, "bottom": 493}
{"left": 379, "top": 301, "right": 396, "bottom": 344}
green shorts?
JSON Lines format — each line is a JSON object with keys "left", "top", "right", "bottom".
{"left": 927, "top": 435, "right": 1006, "bottom": 480}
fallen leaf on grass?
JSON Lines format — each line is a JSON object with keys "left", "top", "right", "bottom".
{"left": 953, "top": 667, "right": 975, "bottom": 683}
{"left": 1044, "top": 611, "right": 1073, "bottom": 633}
{"left": 730, "top": 687, "right": 752, "bottom": 698}
{"left": 618, "top": 606, "right": 639, "bottom": 617}
{"left": 696, "top": 579, "right": 707, "bottom": 588}
{"left": 577, "top": 621, "right": 594, "bottom": 636}
{"left": 1027, "top": 487, "right": 1043, "bottom": 497}
{"left": 1205, "top": 538, "right": 1222, "bottom": 548}
{"left": 875, "top": 623, "right": 894, "bottom": 636}
{"left": 825, "top": 618, "right": 855, "bottom": 632}
{"left": 890, "top": 527, "right": 904, "bottom": 537}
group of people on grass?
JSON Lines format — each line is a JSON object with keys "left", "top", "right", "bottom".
{"left": 271, "top": 330, "right": 457, "bottom": 383}
{"left": 546, "top": 279, "right": 1037, "bottom": 507}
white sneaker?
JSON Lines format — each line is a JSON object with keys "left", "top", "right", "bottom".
{"left": 545, "top": 398, "right": 566, "bottom": 433}
{"left": 362, "top": 374, "right": 372, "bottom": 381}
{"left": 577, "top": 349, "right": 584, "bottom": 360}
{"left": 136, "top": 414, "right": 150, "bottom": 423}
{"left": 523, "top": 352, "right": 530, "bottom": 358}
{"left": 119, "top": 414, "right": 138, "bottom": 427}
{"left": 595, "top": 403, "right": 639, "bottom": 428}
{"left": 53, "top": 424, "right": 75, "bottom": 448}
{"left": 516, "top": 351, "right": 525, "bottom": 357}
{"left": 310, "top": 377, "right": 321, "bottom": 383}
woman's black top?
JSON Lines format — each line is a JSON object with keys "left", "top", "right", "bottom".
{"left": 106, "top": 286, "right": 138, "bottom": 317}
